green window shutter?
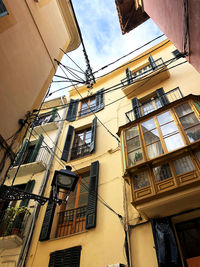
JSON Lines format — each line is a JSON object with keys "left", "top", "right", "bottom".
{"left": 29, "top": 134, "right": 44, "bottom": 163}
{"left": 20, "top": 180, "right": 35, "bottom": 207}
{"left": 156, "top": 88, "right": 169, "bottom": 107}
{"left": 49, "top": 246, "right": 81, "bottom": 267}
{"left": 90, "top": 117, "right": 97, "bottom": 153}
{"left": 86, "top": 161, "right": 99, "bottom": 229}
{"left": 126, "top": 67, "right": 132, "bottom": 84}
{"left": 39, "top": 190, "right": 56, "bottom": 241}
{"left": 66, "top": 99, "right": 79, "bottom": 122}
{"left": 95, "top": 89, "right": 104, "bottom": 111}
{"left": 61, "top": 125, "right": 74, "bottom": 161}
{"left": 49, "top": 108, "right": 58, "bottom": 123}
{"left": 131, "top": 97, "right": 142, "bottom": 119}
{"left": 148, "top": 54, "right": 157, "bottom": 70}
{"left": 13, "top": 139, "right": 29, "bottom": 166}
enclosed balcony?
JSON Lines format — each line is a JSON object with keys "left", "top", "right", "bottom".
{"left": 121, "top": 57, "right": 170, "bottom": 99}
{"left": 120, "top": 96, "right": 200, "bottom": 217}
{"left": 125, "top": 87, "right": 183, "bottom": 122}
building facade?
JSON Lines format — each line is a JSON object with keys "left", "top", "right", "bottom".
{"left": 0, "top": 0, "right": 80, "bottom": 183}
{"left": 115, "top": 0, "right": 200, "bottom": 74}
{"left": 3, "top": 39, "right": 200, "bottom": 267}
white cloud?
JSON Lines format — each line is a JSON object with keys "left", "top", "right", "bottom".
{"left": 48, "top": 0, "right": 165, "bottom": 99}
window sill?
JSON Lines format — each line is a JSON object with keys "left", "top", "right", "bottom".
{"left": 49, "top": 230, "right": 88, "bottom": 241}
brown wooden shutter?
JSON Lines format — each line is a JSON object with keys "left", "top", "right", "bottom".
{"left": 86, "top": 161, "right": 99, "bottom": 229}
{"left": 61, "top": 125, "right": 74, "bottom": 161}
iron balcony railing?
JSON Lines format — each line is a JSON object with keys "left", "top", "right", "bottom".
{"left": 56, "top": 206, "right": 87, "bottom": 237}
{"left": 70, "top": 143, "right": 91, "bottom": 160}
{"left": 125, "top": 87, "right": 183, "bottom": 122}
{"left": 22, "top": 146, "right": 51, "bottom": 166}
{"left": 121, "top": 58, "right": 165, "bottom": 86}
{"left": 32, "top": 113, "right": 60, "bottom": 128}
{"left": 78, "top": 104, "right": 96, "bottom": 117}
{"left": 0, "top": 209, "right": 30, "bottom": 238}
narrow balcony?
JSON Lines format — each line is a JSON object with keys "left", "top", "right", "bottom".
{"left": 56, "top": 206, "right": 87, "bottom": 237}
{"left": 32, "top": 112, "right": 60, "bottom": 134}
{"left": 0, "top": 209, "right": 30, "bottom": 249}
{"left": 121, "top": 58, "right": 170, "bottom": 99}
{"left": 125, "top": 87, "right": 183, "bottom": 122}
{"left": 70, "top": 144, "right": 91, "bottom": 160}
{"left": 8, "top": 146, "right": 51, "bottom": 177}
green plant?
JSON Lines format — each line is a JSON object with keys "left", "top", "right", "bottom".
{"left": 1, "top": 206, "right": 31, "bottom": 236}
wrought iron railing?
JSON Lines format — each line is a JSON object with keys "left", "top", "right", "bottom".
{"left": 0, "top": 209, "right": 30, "bottom": 238}
{"left": 56, "top": 206, "right": 87, "bottom": 237}
{"left": 70, "top": 143, "right": 91, "bottom": 160}
{"left": 22, "top": 146, "right": 51, "bottom": 166}
{"left": 125, "top": 87, "right": 183, "bottom": 122}
{"left": 78, "top": 104, "right": 96, "bottom": 117}
{"left": 32, "top": 113, "right": 60, "bottom": 128}
{"left": 121, "top": 58, "right": 165, "bottom": 86}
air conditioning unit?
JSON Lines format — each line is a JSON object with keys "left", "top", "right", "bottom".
{"left": 107, "top": 264, "right": 125, "bottom": 267}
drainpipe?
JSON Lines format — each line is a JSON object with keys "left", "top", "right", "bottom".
{"left": 17, "top": 96, "right": 67, "bottom": 267}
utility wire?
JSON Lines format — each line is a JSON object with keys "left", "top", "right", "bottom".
{"left": 57, "top": 62, "right": 120, "bottom": 143}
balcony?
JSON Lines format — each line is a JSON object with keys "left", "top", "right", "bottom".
{"left": 121, "top": 58, "right": 170, "bottom": 99}
{"left": 31, "top": 112, "right": 60, "bottom": 134}
{"left": 8, "top": 146, "right": 51, "bottom": 177}
{"left": 70, "top": 144, "right": 91, "bottom": 160}
{"left": 56, "top": 206, "right": 87, "bottom": 237}
{"left": 125, "top": 87, "right": 183, "bottom": 122}
{"left": 0, "top": 209, "right": 30, "bottom": 249}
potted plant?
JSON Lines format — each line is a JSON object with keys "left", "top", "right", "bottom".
{"left": 1, "top": 206, "right": 31, "bottom": 236}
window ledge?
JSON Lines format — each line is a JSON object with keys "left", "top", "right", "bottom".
{"left": 49, "top": 230, "right": 88, "bottom": 242}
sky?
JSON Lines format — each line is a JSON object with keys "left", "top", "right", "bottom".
{"left": 48, "top": 0, "right": 165, "bottom": 99}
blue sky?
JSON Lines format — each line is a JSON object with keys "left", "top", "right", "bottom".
{"left": 49, "top": 0, "right": 165, "bottom": 99}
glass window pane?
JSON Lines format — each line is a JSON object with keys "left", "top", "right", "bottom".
{"left": 180, "top": 113, "right": 199, "bottom": 129}
{"left": 186, "top": 125, "right": 200, "bottom": 142}
{"left": 142, "top": 101, "right": 155, "bottom": 115}
{"left": 160, "top": 121, "right": 179, "bottom": 137}
{"left": 153, "top": 163, "right": 172, "bottom": 182}
{"left": 133, "top": 170, "right": 150, "bottom": 189}
{"left": 173, "top": 155, "right": 195, "bottom": 175}
{"left": 157, "top": 111, "right": 173, "bottom": 125}
{"left": 126, "top": 126, "right": 138, "bottom": 140}
{"left": 142, "top": 118, "right": 156, "bottom": 132}
{"left": 127, "top": 136, "right": 140, "bottom": 152}
{"left": 144, "top": 129, "right": 160, "bottom": 145}
{"left": 164, "top": 133, "right": 184, "bottom": 151}
{"left": 175, "top": 103, "right": 192, "bottom": 117}
{"left": 128, "top": 149, "right": 143, "bottom": 166}
{"left": 147, "top": 142, "right": 164, "bottom": 159}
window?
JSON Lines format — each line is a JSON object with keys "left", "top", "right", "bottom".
{"left": 39, "top": 161, "right": 99, "bottom": 241}
{"left": 32, "top": 108, "right": 59, "bottom": 127}
{"left": 0, "top": 1, "right": 8, "bottom": 18}
{"left": 71, "top": 128, "right": 92, "bottom": 160}
{"left": 56, "top": 172, "right": 90, "bottom": 237}
{"left": 66, "top": 90, "right": 104, "bottom": 121}
{"left": 61, "top": 118, "right": 97, "bottom": 162}
{"left": 125, "top": 101, "right": 200, "bottom": 168}
{"left": 49, "top": 246, "right": 81, "bottom": 267}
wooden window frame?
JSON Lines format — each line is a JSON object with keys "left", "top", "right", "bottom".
{"left": 124, "top": 100, "right": 200, "bottom": 170}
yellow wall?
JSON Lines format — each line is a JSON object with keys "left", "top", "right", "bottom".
{"left": 24, "top": 40, "right": 200, "bottom": 267}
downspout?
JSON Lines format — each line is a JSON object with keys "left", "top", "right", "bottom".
{"left": 17, "top": 96, "right": 67, "bottom": 267}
